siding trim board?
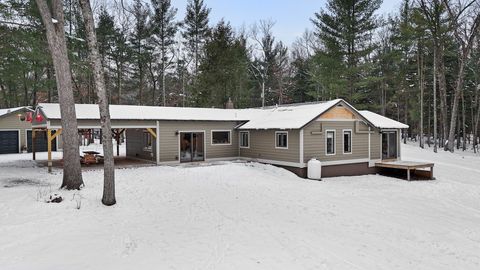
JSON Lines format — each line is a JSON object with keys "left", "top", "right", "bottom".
{"left": 241, "top": 157, "right": 304, "bottom": 168}
{"left": 299, "top": 129, "right": 304, "bottom": 164}
{"left": 156, "top": 121, "right": 160, "bottom": 164}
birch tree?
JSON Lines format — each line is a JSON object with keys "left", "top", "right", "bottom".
{"left": 35, "top": 0, "right": 83, "bottom": 189}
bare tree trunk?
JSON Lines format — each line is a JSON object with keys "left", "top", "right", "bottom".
{"left": 444, "top": 0, "right": 480, "bottom": 152}
{"left": 418, "top": 43, "right": 425, "bottom": 148}
{"left": 35, "top": 0, "right": 83, "bottom": 189}
{"left": 462, "top": 89, "right": 466, "bottom": 151}
{"left": 433, "top": 43, "right": 438, "bottom": 153}
{"left": 473, "top": 84, "right": 480, "bottom": 153}
{"left": 436, "top": 43, "right": 449, "bottom": 149}
{"left": 78, "top": 0, "right": 116, "bottom": 206}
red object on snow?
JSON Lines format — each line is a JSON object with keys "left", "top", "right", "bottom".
{"left": 25, "top": 112, "right": 33, "bottom": 122}
{"left": 35, "top": 113, "right": 43, "bottom": 122}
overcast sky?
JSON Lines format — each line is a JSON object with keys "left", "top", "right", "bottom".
{"left": 172, "top": 0, "right": 403, "bottom": 45}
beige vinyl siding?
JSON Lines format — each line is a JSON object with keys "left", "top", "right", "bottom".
{"left": 303, "top": 120, "right": 372, "bottom": 162}
{"left": 158, "top": 121, "right": 239, "bottom": 162}
{"left": 125, "top": 129, "right": 156, "bottom": 161}
{"left": 370, "top": 129, "right": 381, "bottom": 159}
{"left": 0, "top": 112, "right": 32, "bottom": 151}
{"left": 239, "top": 129, "right": 300, "bottom": 163}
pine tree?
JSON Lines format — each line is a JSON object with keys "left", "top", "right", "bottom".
{"left": 182, "top": 0, "right": 210, "bottom": 79}
{"left": 196, "top": 20, "right": 251, "bottom": 108}
{"left": 151, "top": 0, "right": 179, "bottom": 106}
{"left": 311, "top": 0, "right": 381, "bottom": 103}
{"left": 130, "top": 0, "right": 152, "bottom": 105}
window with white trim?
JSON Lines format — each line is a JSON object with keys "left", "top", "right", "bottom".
{"left": 343, "top": 130, "right": 352, "bottom": 154}
{"left": 275, "top": 131, "right": 288, "bottom": 149}
{"left": 326, "top": 130, "right": 335, "bottom": 155}
{"left": 211, "top": 130, "right": 231, "bottom": 145}
{"left": 239, "top": 131, "right": 249, "bottom": 148}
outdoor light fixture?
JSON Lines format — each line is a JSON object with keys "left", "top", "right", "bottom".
{"left": 18, "top": 114, "right": 25, "bottom": 122}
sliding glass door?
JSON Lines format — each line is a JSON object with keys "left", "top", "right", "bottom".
{"left": 381, "top": 131, "right": 398, "bottom": 160}
{"left": 179, "top": 132, "right": 205, "bottom": 162}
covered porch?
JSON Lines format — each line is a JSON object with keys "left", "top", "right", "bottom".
{"left": 30, "top": 125, "right": 160, "bottom": 173}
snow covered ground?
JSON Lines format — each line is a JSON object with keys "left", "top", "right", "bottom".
{"left": 0, "top": 144, "right": 479, "bottom": 269}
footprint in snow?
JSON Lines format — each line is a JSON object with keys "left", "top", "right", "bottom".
{"left": 122, "top": 236, "right": 137, "bottom": 256}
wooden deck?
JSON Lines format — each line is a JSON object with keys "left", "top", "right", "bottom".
{"left": 375, "top": 160, "right": 434, "bottom": 181}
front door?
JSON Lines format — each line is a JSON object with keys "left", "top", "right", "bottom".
{"left": 381, "top": 131, "right": 398, "bottom": 160}
{"left": 179, "top": 132, "right": 205, "bottom": 162}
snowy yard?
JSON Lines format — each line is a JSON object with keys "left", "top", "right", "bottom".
{"left": 1, "top": 144, "right": 480, "bottom": 270}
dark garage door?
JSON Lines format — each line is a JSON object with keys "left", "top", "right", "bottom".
{"left": 0, "top": 130, "right": 19, "bottom": 154}
{"left": 27, "top": 130, "right": 56, "bottom": 152}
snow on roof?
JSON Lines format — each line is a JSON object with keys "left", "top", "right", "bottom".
{"left": 359, "top": 110, "right": 409, "bottom": 129}
{"left": 237, "top": 99, "right": 343, "bottom": 129}
{"left": 37, "top": 103, "right": 252, "bottom": 122}
{"left": 0, "top": 106, "right": 31, "bottom": 118}
{"left": 36, "top": 101, "right": 407, "bottom": 130}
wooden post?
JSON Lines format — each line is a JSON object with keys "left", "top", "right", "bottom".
{"left": 116, "top": 129, "right": 120, "bottom": 157}
{"left": 47, "top": 129, "right": 52, "bottom": 173}
{"left": 32, "top": 128, "right": 36, "bottom": 161}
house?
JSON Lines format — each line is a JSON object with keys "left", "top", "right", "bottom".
{"left": 0, "top": 106, "right": 50, "bottom": 154}
{"left": 30, "top": 99, "right": 410, "bottom": 177}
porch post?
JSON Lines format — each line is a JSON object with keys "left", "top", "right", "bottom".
{"left": 32, "top": 128, "right": 36, "bottom": 161}
{"left": 116, "top": 129, "right": 120, "bottom": 157}
{"left": 398, "top": 129, "right": 401, "bottom": 159}
{"left": 47, "top": 129, "right": 52, "bottom": 173}
{"left": 156, "top": 121, "right": 160, "bottom": 164}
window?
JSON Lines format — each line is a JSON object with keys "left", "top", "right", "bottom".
{"left": 343, "top": 130, "right": 352, "bottom": 154}
{"left": 239, "top": 131, "right": 249, "bottom": 148}
{"left": 326, "top": 130, "right": 335, "bottom": 155}
{"left": 211, "top": 130, "right": 231, "bottom": 145}
{"left": 143, "top": 131, "right": 152, "bottom": 151}
{"left": 275, "top": 131, "right": 288, "bottom": 149}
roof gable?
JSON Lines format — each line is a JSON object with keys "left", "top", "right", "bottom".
{"left": 317, "top": 102, "right": 360, "bottom": 120}
{"left": 0, "top": 106, "right": 32, "bottom": 119}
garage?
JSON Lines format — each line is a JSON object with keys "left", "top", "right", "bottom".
{"left": 0, "top": 130, "right": 20, "bottom": 154}
{"left": 27, "top": 130, "right": 56, "bottom": 152}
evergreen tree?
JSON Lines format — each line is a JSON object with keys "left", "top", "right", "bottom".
{"left": 130, "top": 0, "right": 152, "bottom": 105}
{"left": 311, "top": 0, "right": 381, "bottom": 104}
{"left": 196, "top": 20, "right": 251, "bottom": 108}
{"left": 151, "top": 0, "right": 179, "bottom": 106}
{"left": 182, "top": 0, "right": 210, "bottom": 78}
